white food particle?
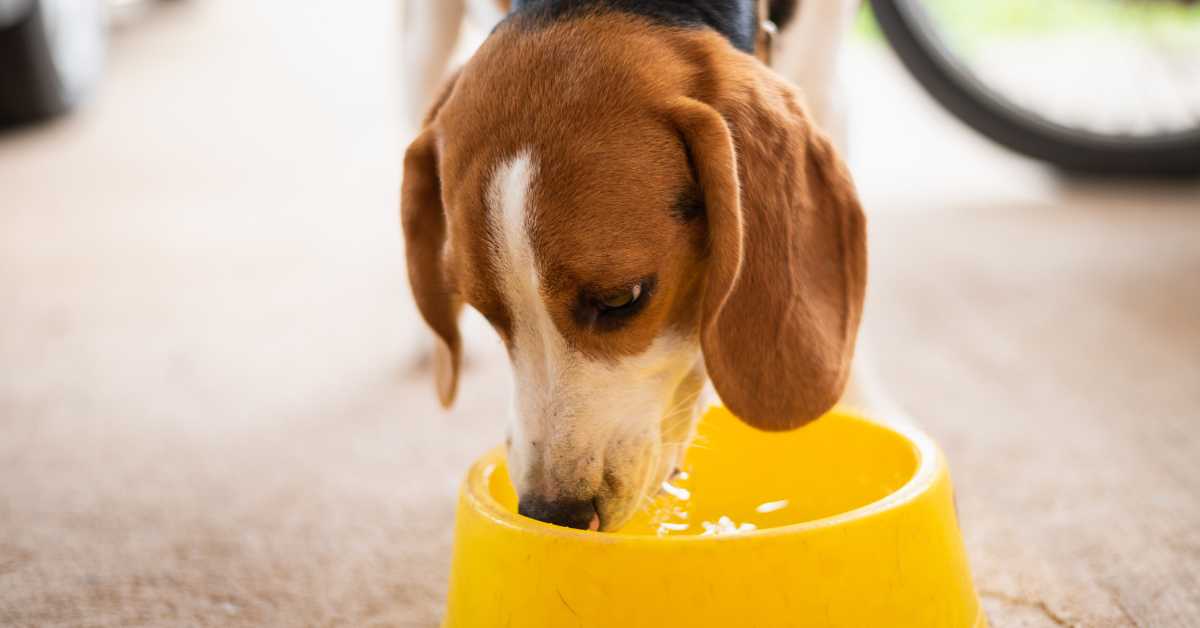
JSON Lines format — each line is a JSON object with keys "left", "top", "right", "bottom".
{"left": 660, "top": 481, "right": 691, "bottom": 501}
{"left": 699, "top": 516, "right": 758, "bottom": 536}
{"left": 755, "top": 499, "right": 789, "bottom": 514}
{"left": 656, "top": 522, "right": 690, "bottom": 536}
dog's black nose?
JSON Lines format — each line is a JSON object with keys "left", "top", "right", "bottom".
{"left": 518, "top": 497, "right": 599, "bottom": 530}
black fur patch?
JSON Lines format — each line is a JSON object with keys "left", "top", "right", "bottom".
{"left": 510, "top": 0, "right": 760, "bottom": 53}
{"left": 768, "top": 0, "right": 799, "bottom": 31}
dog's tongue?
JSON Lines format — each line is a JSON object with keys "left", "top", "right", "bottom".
{"left": 588, "top": 513, "right": 600, "bottom": 532}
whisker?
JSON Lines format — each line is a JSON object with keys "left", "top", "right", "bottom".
{"left": 682, "top": 433, "right": 715, "bottom": 451}
{"left": 664, "top": 387, "right": 703, "bottom": 412}
{"left": 661, "top": 400, "right": 699, "bottom": 422}
{"left": 660, "top": 392, "right": 703, "bottom": 427}
{"left": 636, "top": 492, "right": 658, "bottom": 515}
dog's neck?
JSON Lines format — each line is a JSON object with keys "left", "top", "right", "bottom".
{"left": 508, "top": 0, "right": 761, "bottom": 54}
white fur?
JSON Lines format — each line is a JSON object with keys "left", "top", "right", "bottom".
{"left": 400, "top": 0, "right": 466, "bottom": 133}
{"left": 400, "top": 0, "right": 506, "bottom": 133}
{"left": 486, "top": 151, "right": 702, "bottom": 528}
{"left": 769, "top": 0, "right": 860, "bottom": 153}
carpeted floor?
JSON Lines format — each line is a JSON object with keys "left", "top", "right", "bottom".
{"left": 1, "top": 1, "right": 1198, "bottom": 626}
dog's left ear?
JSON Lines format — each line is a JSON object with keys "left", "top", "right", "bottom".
{"left": 667, "top": 67, "right": 867, "bottom": 431}
{"left": 402, "top": 72, "right": 463, "bottom": 408}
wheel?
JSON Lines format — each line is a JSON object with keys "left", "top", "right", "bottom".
{"left": 869, "top": 0, "right": 1200, "bottom": 176}
{"left": 0, "top": 0, "right": 106, "bottom": 124}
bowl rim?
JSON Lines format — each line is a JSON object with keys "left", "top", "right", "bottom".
{"left": 461, "top": 407, "right": 944, "bottom": 543}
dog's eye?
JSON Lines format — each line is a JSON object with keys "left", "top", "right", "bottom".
{"left": 576, "top": 277, "right": 656, "bottom": 331}
{"left": 597, "top": 284, "right": 642, "bottom": 311}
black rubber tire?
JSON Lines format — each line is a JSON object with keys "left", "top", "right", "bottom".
{"left": 869, "top": 0, "right": 1200, "bottom": 176}
{"left": 0, "top": 1, "right": 104, "bottom": 124}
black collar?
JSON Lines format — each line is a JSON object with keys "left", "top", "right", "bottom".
{"left": 510, "top": 0, "right": 761, "bottom": 54}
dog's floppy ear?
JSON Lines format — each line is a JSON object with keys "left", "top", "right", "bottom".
{"left": 667, "top": 73, "right": 867, "bottom": 431}
{"left": 402, "top": 73, "right": 463, "bottom": 407}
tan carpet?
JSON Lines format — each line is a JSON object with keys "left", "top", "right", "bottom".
{"left": 2, "top": 1, "right": 1198, "bottom": 626}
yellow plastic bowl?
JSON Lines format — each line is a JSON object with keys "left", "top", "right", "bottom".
{"left": 444, "top": 406, "right": 986, "bottom": 628}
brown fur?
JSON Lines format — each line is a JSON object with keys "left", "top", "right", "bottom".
{"left": 401, "top": 12, "right": 866, "bottom": 428}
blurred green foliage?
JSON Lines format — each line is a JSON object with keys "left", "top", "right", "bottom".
{"left": 855, "top": 0, "right": 1200, "bottom": 44}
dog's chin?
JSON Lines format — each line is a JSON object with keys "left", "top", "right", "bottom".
{"left": 595, "top": 440, "right": 685, "bottom": 532}
{"left": 596, "top": 500, "right": 634, "bottom": 532}
{"left": 593, "top": 451, "right": 652, "bottom": 531}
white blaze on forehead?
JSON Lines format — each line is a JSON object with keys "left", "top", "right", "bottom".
{"left": 486, "top": 151, "right": 561, "bottom": 390}
{"left": 485, "top": 149, "right": 703, "bottom": 506}
{"left": 490, "top": 151, "right": 536, "bottom": 291}
{"left": 486, "top": 151, "right": 562, "bottom": 464}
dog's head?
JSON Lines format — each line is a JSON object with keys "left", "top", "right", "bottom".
{"left": 402, "top": 14, "right": 866, "bottom": 531}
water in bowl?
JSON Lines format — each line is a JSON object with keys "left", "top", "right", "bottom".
{"left": 488, "top": 407, "right": 921, "bottom": 536}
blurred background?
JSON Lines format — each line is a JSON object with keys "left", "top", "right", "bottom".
{"left": 1, "top": 1, "right": 1197, "bottom": 626}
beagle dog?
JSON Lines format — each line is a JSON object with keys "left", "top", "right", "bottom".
{"left": 402, "top": 0, "right": 867, "bottom": 531}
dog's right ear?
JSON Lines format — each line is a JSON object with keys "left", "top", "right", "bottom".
{"left": 401, "top": 73, "right": 463, "bottom": 407}
{"left": 665, "top": 70, "right": 867, "bottom": 431}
